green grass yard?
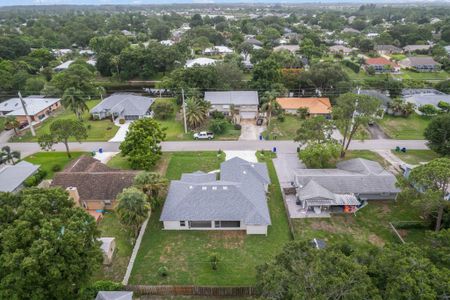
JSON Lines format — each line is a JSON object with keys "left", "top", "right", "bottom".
{"left": 24, "top": 151, "right": 86, "bottom": 179}
{"left": 378, "top": 113, "right": 432, "bottom": 139}
{"left": 129, "top": 151, "right": 291, "bottom": 285}
{"left": 393, "top": 70, "right": 449, "bottom": 81}
{"left": 344, "top": 150, "right": 389, "bottom": 168}
{"left": 11, "top": 100, "right": 119, "bottom": 142}
{"left": 263, "top": 115, "right": 302, "bottom": 140}
{"left": 391, "top": 149, "right": 440, "bottom": 165}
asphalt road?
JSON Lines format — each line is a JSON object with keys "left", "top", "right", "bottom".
{"left": 1, "top": 139, "right": 429, "bottom": 158}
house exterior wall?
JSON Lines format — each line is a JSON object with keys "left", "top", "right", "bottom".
{"left": 162, "top": 220, "right": 267, "bottom": 235}
{"left": 14, "top": 101, "right": 61, "bottom": 124}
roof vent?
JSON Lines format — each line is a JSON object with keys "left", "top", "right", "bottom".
{"left": 242, "top": 170, "right": 247, "bottom": 174}
{"left": 189, "top": 185, "right": 193, "bottom": 189}
{"left": 202, "top": 186, "right": 207, "bottom": 190}
{"left": 251, "top": 164, "right": 255, "bottom": 167}
{"left": 223, "top": 186, "right": 228, "bottom": 190}
{"left": 212, "top": 186, "right": 217, "bottom": 190}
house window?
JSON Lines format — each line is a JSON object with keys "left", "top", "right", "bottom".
{"left": 180, "top": 221, "right": 186, "bottom": 227}
{"left": 104, "top": 200, "right": 111, "bottom": 205}
{"left": 189, "top": 221, "right": 211, "bottom": 228}
{"left": 215, "top": 221, "right": 240, "bottom": 228}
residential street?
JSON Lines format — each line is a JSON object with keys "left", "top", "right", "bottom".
{"left": 1, "top": 139, "right": 429, "bottom": 158}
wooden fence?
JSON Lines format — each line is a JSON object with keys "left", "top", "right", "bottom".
{"left": 125, "top": 285, "right": 257, "bottom": 297}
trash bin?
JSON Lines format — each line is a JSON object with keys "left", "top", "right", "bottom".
{"left": 297, "top": 147, "right": 300, "bottom": 153}
{"left": 99, "top": 148, "right": 103, "bottom": 154}
{"left": 401, "top": 147, "right": 406, "bottom": 153}
{"left": 273, "top": 147, "right": 277, "bottom": 153}
{"left": 259, "top": 134, "right": 263, "bottom": 141}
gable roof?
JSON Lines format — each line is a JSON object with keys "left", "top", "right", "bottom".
{"left": 365, "top": 57, "right": 399, "bottom": 67}
{"left": 160, "top": 158, "right": 271, "bottom": 226}
{"left": 185, "top": 57, "right": 217, "bottom": 68}
{"left": 0, "top": 161, "right": 40, "bottom": 192}
{"left": 51, "top": 156, "right": 138, "bottom": 201}
{"left": 90, "top": 93, "right": 154, "bottom": 117}
{"left": 295, "top": 158, "right": 400, "bottom": 195}
{"left": 276, "top": 97, "right": 332, "bottom": 114}
{"left": 204, "top": 91, "right": 259, "bottom": 106}
{"left": 400, "top": 56, "right": 438, "bottom": 67}
{"left": 374, "top": 45, "right": 402, "bottom": 52}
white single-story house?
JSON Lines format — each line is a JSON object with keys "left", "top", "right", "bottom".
{"left": 0, "top": 161, "right": 40, "bottom": 193}
{"left": 203, "top": 45, "right": 233, "bottom": 55}
{"left": 0, "top": 95, "right": 61, "bottom": 125}
{"left": 90, "top": 93, "right": 154, "bottom": 120}
{"left": 184, "top": 57, "right": 217, "bottom": 68}
{"left": 53, "top": 59, "right": 96, "bottom": 72}
{"left": 160, "top": 157, "right": 271, "bottom": 235}
{"left": 204, "top": 91, "right": 259, "bottom": 123}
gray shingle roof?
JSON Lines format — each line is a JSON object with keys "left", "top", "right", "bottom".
{"left": 90, "top": 93, "right": 154, "bottom": 117}
{"left": 95, "top": 291, "right": 133, "bottom": 300}
{"left": 160, "top": 158, "right": 271, "bottom": 226}
{"left": 0, "top": 161, "right": 40, "bottom": 192}
{"left": 1, "top": 96, "right": 60, "bottom": 116}
{"left": 295, "top": 159, "right": 400, "bottom": 195}
{"left": 204, "top": 91, "right": 259, "bottom": 106}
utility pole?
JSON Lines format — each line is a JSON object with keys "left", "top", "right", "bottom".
{"left": 18, "top": 92, "right": 36, "bottom": 137}
{"left": 181, "top": 88, "right": 187, "bottom": 134}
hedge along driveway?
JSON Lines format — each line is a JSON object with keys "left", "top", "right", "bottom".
{"left": 129, "top": 152, "right": 292, "bottom": 286}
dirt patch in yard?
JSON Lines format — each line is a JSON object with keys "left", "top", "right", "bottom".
{"left": 367, "top": 234, "right": 385, "bottom": 247}
{"left": 207, "top": 231, "right": 245, "bottom": 249}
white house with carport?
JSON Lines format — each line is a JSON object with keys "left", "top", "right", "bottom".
{"left": 204, "top": 91, "right": 259, "bottom": 123}
{"left": 90, "top": 93, "right": 154, "bottom": 121}
{"left": 160, "top": 157, "right": 271, "bottom": 235}
{"left": 0, "top": 161, "right": 40, "bottom": 193}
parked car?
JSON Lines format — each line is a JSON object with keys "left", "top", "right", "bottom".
{"left": 193, "top": 131, "right": 214, "bottom": 140}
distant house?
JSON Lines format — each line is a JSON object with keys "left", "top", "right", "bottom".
{"left": 53, "top": 59, "right": 96, "bottom": 72}
{"left": 342, "top": 27, "right": 360, "bottom": 34}
{"left": 98, "top": 237, "right": 116, "bottom": 265}
{"left": 160, "top": 157, "right": 271, "bottom": 235}
{"left": 402, "top": 89, "right": 450, "bottom": 110}
{"left": 399, "top": 57, "right": 440, "bottom": 72}
{"left": 445, "top": 46, "right": 450, "bottom": 55}
{"left": 0, "top": 161, "right": 40, "bottom": 193}
{"left": 244, "top": 37, "right": 263, "bottom": 47}
{"left": 403, "top": 45, "right": 432, "bottom": 54}
{"left": 294, "top": 159, "right": 400, "bottom": 216}
{"left": 203, "top": 45, "right": 233, "bottom": 55}
{"left": 51, "top": 156, "right": 138, "bottom": 211}
{"left": 359, "top": 89, "right": 392, "bottom": 109}
{"left": 204, "top": 91, "right": 259, "bottom": 122}
{"left": 329, "top": 45, "right": 354, "bottom": 55}
{"left": 90, "top": 93, "right": 154, "bottom": 120}
{"left": 276, "top": 97, "right": 332, "bottom": 117}
{"left": 0, "top": 95, "right": 61, "bottom": 125}
{"left": 184, "top": 57, "right": 217, "bottom": 68}
{"left": 374, "top": 45, "right": 402, "bottom": 55}
{"left": 95, "top": 291, "right": 133, "bottom": 300}
{"left": 273, "top": 45, "right": 300, "bottom": 53}
{"left": 365, "top": 57, "right": 400, "bottom": 73}
{"left": 160, "top": 40, "right": 174, "bottom": 46}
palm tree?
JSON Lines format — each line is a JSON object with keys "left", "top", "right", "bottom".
{"left": 4, "top": 116, "right": 20, "bottom": 135}
{"left": 403, "top": 102, "right": 416, "bottom": 117}
{"left": 185, "top": 97, "right": 210, "bottom": 129}
{"left": 1, "top": 146, "right": 20, "bottom": 165}
{"left": 133, "top": 172, "right": 169, "bottom": 209}
{"left": 61, "top": 87, "right": 89, "bottom": 120}
{"left": 116, "top": 187, "right": 150, "bottom": 238}
{"left": 261, "top": 91, "right": 280, "bottom": 127}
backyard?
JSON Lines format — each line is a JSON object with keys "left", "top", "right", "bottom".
{"left": 23, "top": 151, "right": 86, "bottom": 178}
{"left": 391, "top": 149, "right": 440, "bottom": 165}
{"left": 378, "top": 113, "right": 432, "bottom": 139}
{"left": 10, "top": 100, "right": 119, "bottom": 142}
{"left": 128, "top": 151, "right": 292, "bottom": 286}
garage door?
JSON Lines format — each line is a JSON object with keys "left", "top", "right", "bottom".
{"left": 240, "top": 111, "right": 257, "bottom": 119}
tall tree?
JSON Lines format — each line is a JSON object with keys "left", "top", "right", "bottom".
{"left": 119, "top": 118, "right": 166, "bottom": 170}
{"left": 260, "top": 91, "right": 280, "bottom": 127}
{"left": 185, "top": 97, "right": 210, "bottom": 129}
{"left": 424, "top": 114, "right": 450, "bottom": 156}
{"left": 116, "top": 187, "right": 150, "bottom": 237}
{"left": 294, "top": 116, "right": 333, "bottom": 145}
{"left": 0, "top": 188, "right": 102, "bottom": 299}
{"left": 0, "top": 146, "right": 20, "bottom": 165}
{"left": 4, "top": 116, "right": 20, "bottom": 135}
{"left": 133, "top": 172, "right": 169, "bottom": 209}
{"left": 333, "top": 93, "right": 381, "bottom": 157}
{"left": 49, "top": 119, "right": 88, "bottom": 158}
{"left": 61, "top": 87, "right": 89, "bottom": 120}
{"left": 409, "top": 158, "right": 450, "bottom": 231}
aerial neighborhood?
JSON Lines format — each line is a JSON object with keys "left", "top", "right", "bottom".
{"left": 0, "top": 2, "right": 449, "bottom": 299}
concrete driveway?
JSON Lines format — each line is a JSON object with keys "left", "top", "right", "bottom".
{"left": 239, "top": 120, "right": 265, "bottom": 141}
{"left": 108, "top": 121, "right": 131, "bottom": 142}
{"left": 368, "top": 123, "right": 390, "bottom": 139}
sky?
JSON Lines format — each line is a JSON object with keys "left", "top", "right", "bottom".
{"left": 2, "top": 0, "right": 448, "bottom": 7}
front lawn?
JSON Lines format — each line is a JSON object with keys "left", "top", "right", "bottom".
{"left": 263, "top": 115, "right": 302, "bottom": 140}
{"left": 393, "top": 70, "right": 449, "bottom": 81}
{"left": 129, "top": 152, "right": 292, "bottom": 285}
{"left": 11, "top": 100, "right": 119, "bottom": 142}
{"left": 24, "top": 151, "right": 86, "bottom": 179}
{"left": 391, "top": 149, "right": 440, "bottom": 165}
{"left": 94, "top": 212, "right": 134, "bottom": 282}
{"left": 344, "top": 150, "right": 389, "bottom": 168}
{"left": 378, "top": 113, "right": 432, "bottom": 139}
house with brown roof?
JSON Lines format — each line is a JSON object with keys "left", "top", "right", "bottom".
{"left": 51, "top": 156, "right": 138, "bottom": 213}
{"left": 276, "top": 97, "right": 332, "bottom": 117}
{"left": 365, "top": 57, "right": 400, "bottom": 73}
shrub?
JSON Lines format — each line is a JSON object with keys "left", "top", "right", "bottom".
{"left": 418, "top": 104, "right": 439, "bottom": 116}
{"left": 118, "top": 118, "right": 125, "bottom": 125}
{"left": 210, "top": 110, "right": 225, "bottom": 119}
{"left": 23, "top": 176, "right": 37, "bottom": 187}
{"left": 79, "top": 280, "right": 123, "bottom": 300}
{"left": 208, "top": 119, "right": 228, "bottom": 134}
{"left": 52, "top": 164, "right": 62, "bottom": 172}
{"left": 277, "top": 114, "right": 285, "bottom": 122}
{"left": 23, "top": 169, "right": 48, "bottom": 187}
{"left": 86, "top": 124, "right": 92, "bottom": 130}
{"left": 341, "top": 59, "right": 360, "bottom": 73}
{"left": 209, "top": 253, "right": 219, "bottom": 270}
{"left": 152, "top": 101, "right": 174, "bottom": 120}
{"left": 234, "top": 124, "right": 242, "bottom": 130}
{"left": 158, "top": 266, "right": 168, "bottom": 277}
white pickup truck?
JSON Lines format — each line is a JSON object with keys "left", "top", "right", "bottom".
{"left": 193, "top": 131, "right": 214, "bottom": 140}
